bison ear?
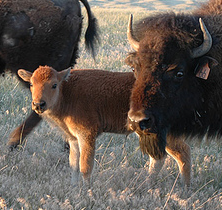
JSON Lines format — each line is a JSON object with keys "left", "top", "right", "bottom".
{"left": 195, "top": 56, "right": 218, "bottom": 80}
{"left": 125, "top": 52, "right": 140, "bottom": 78}
{"left": 58, "top": 67, "right": 71, "bottom": 82}
{"left": 17, "top": 69, "right": 32, "bottom": 82}
{"left": 125, "top": 52, "right": 139, "bottom": 67}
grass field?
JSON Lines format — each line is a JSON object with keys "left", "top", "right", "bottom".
{"left": 0, "top": 1, "right": 222, "bottom": 209}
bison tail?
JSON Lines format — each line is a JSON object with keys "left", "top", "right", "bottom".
{"left": 80, "top": 0, "right": 100, "bottom": 59}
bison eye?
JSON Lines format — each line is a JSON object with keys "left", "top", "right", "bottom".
{"left": 176, "top": 71, "right": 184, "bottom": 78}
{"left": 162, "top": 64, "right": 168, "bottom": 70}
{"left": 52, "top": 84, "right": 57, "bottom": 89}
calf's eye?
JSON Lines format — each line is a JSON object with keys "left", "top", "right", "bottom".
{"left": 52, "top": 84, "right": 57, "bottom": 89}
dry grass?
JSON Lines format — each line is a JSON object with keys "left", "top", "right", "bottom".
{"left": 0, "top": 1, "right": 222, "bottom": 209}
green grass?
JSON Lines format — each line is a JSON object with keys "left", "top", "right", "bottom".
{"left": 0, "top": 7, "right": 222, "bottom": 210}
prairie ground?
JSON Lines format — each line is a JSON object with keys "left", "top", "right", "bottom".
{"left": 87, "top": 0, "right": 205, "bottom": 11}
{"left": 1, "top": 0, "right": 222, "bottom": 209}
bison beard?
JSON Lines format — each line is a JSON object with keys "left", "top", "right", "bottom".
{"left": 128, "top": 118, "right": 166, "bottom": 159}
{"left": 139, "top": 133, "right": 166, "bottom": 159}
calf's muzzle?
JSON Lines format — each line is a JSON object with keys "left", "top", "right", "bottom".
{"left": 32, "top": 100, "right": 46, "bottom": 113}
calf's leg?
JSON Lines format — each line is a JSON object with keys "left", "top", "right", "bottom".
{"left": 8, "top": 111, "right": 42, "bottom": 150}
{"left": 78, "top": 136, "right": 96, "bottom": 187}
{"left": 148, "top": 154, "right": 167, "bottom": 186}
{"left": 69, "top": 138, "right": 80, "bottom": 185}
{"left": 166, "top": 136, "right": 191, "bottom": 186}
{"left": 144, "top": 135, "right": 191, "bottom": 187}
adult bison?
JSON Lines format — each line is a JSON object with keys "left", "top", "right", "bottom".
{"left": 1, "top": 0, "right": 99, "bottom": 149}
{"left": 126, "top": 0, "right": 222, "bottom": 186}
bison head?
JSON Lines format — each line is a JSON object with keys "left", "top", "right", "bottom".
{"left": 126, "top": 14, "right": 218, "bottom": 141}
{"left": 18, "top": 66, "right": 70, "bottom": 114}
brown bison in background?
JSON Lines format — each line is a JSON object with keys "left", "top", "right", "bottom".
{"left": 126, "top": 0, "right": 222, "bottom": 186}
{"left": 1, "top": 0, "right": 99, "bottom": 149}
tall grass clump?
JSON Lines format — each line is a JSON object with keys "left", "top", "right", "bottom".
{"left": 0, "top": 2, "right": 222, "bottom": 209}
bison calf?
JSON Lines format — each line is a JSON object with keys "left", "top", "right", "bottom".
{"left": 18, "top": 66, "right": 192, "bottom": 187}
{"left": 18, "top": 66, "right": 134, "bottom": 186}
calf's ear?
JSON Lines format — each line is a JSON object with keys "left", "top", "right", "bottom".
{"left": 17, "top": 69, "right": 32, "bottom": 82}
{"left": 58, "top": 67, "right": 71, "bottom": 82}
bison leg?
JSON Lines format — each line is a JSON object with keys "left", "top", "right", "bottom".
{"left": 8, "top": 111, "right": 42, "bottom": 150}
{"left": 69, "top": 139, "right": 80, "bottom": 186}
{"left": 166, "top": 136, "right": 191, "bottom": 186}
{"left": 78, "top": 136, "right": 96, "bottom": 188}
{"left": 148, "top": 154, "right": 167, "bottom": 186}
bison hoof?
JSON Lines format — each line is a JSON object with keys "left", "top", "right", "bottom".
{"left": 8, "top": 144, "right": 18, "bottom": 152}
{"left": 64, "top": 142, "right": 70, "bottom": 152}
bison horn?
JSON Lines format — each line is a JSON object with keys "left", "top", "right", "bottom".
{"left": 127, "top": 14, "right": 140, "bottom": 51}
{"left": 190, "top": 18, "right": 212, "bottom": 58}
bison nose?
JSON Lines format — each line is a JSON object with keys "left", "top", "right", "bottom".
{"left": 32, "top": 101, "right": 46, "bottom": 112}
{"left": 139, "top": 117, "right": 154, "bottom": 131}
{"left": 128, "top": 109, "right": 146, "bottom": 123}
